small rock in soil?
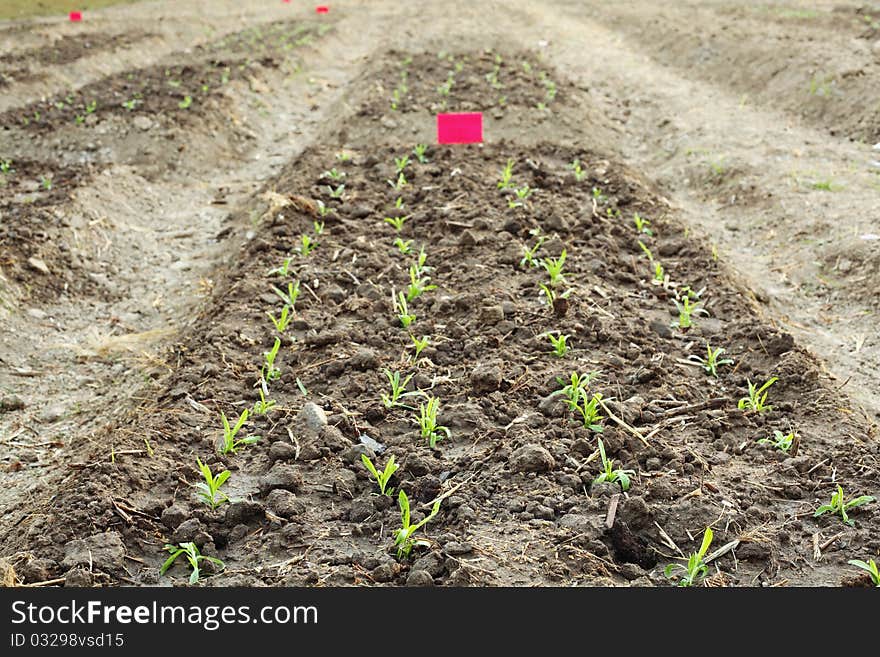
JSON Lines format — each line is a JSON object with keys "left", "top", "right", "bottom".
{"left": 172, "top": 519, "right": 212, "bottom": 547}
{"left": 268, "top": 441, "right": 298, "bottom": 462}
{"left": 480, "top": 305, "right": 504, "bottom": 324}
{"left": 0, "top": 395, "right": 25, "bottom": 413}
{"left": 349, "top": 349, "right": 379, "bottom": 370}
{"left": 160, "top": 504, "right": 187, "bottom": 529}
{"left": 342, "top": 444, "right": 375, "bottom": 464}
{"left": 619, "top": 496, "right": 652, "bottom": 530}
{"left": 259, "top": 463, "right": 303, "bottom": 494}
{"left": 133, "top": 115, "right": 153, "bottom": 131}
{"left": 225, "top": 500, "right": 264, "bottom": 525}
{"left": 265, "top": 489, "right": 302, "bottom": 519}
{"left": 26, "top": 308, "right": 48, "bottom": 320}
{"left": 318, "top": 424, "right": 350, "bottom": 451}
{"left": 371, "top": 563, "right": 395, "bottom": 583}
{"left": 359, "top": 434, "right": 386, "bottom": 454}
{"left": 63, "top": 568, "right": 93, "bottom": 587}
{"left": 405, "top": 570, "right": 434, "bottom": 587}
{"left": 38, "top": 404, "right": 66, "bottom": 423}
{"left": 470, "top": 364, "right": 502, "bottom": 395}
{"left": 27, "top": 257, "right": 50, "bottom": 274}
{"left": 297, "top": 402, "right": 328, "bottom": 434}
{"left": 62, "top": 531, "right": 125, "bottom": 571}
{"left": 538, "top": 391, "right": 564, "bottom": 417}
{"left": 444, "top": 541, "right": 473, "bottom": 556}
{"left": 17, "top": 557, "right": 56, "bottom": 584}
{"left": 509, "top": 444, "right": 555, "bottom": 473}
{"left": 590, "top": 481, "right": 619, "bottom": 498}
{"left": 349, "top": 498, "right": 374, "bottom": 522}
{"left": 332, "top": 469, "right": 358, "bottom": 497}
{"left": 649, "top": 320, "right": 672, "bottom": 339}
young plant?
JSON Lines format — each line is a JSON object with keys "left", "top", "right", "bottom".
{"left": 557, "top": 371, "right": 600, "bottom": 408}
{"left": 220, "top": 409, "right": 259, "bottom": 454}
{"left": 406, "top": 263, "right": 437, "bottom": 301}
{"left": 178, "top": 95, "right": 193, "bottom": 109}
{"left": 411, "top": 334, "right": 429, "bottom": 360}
{"left": 593, "top": 438, "right": 635, "bottom": 491}
{"left": 569, "top": 158, "right": 586, "bottom": 182}
{"left": 520, "top": 233, "right": 546, "bottom": 268}
{"left": 381, "top": 369, "right": 417, "bottom": 409}
{"left": 387, "top": 172, "right": 407, "bottom": 190}
{"left": 418, "top": 396, "right": 450, "bottom": 448}
{"left": 394, "top": 237, "right": 413, "bottom": 255}
{"left": 384, "top": 215, "right": 409, "bottom": 232}
{"left": 508, "top": 184, "right": 533, "bottom": 209}
{"left": 738, "top": 377, "right": 778, "bottom": 413}
{"left": 498, "top": 159, "right": 515, "bottom": 190}
{"left": 542, "top": 250, "right": 568, "bottom": 286}
{"left": 262, "top": 338, "right": 282, "bottom": 382}
{"left": 322, "top": 168, "right": 345, "bottom": 182}
{"left": 160, "top": 542, "right": 225, "bottom": 584}
{"left": 313, "top": 220, "right": 324, "bottom": 236}
{"left": 673, "top": 295, "right": 705, "bottom": 330}
{"left": 547, "top": 332, "right": 570, "bottom": 358}
{"left": 393, "top": 291, "right": 416, "bottom": 328}
{"left": 413, "top": 144, "right": 429, "bottom": 164}
{"left": 195, "top": 457, "right": 230, "bottom": 509}
{"left": 757, "top": 429, "right": 795, "bottom": 453}
{"left": 326, "top": 184, "right": 345, "bottom": 199}
{"left": 653, "top": 262, "right": 665, "bottom": 283}
{"left": 538, "top": 283, "right": 571, "bottom": 309}
{"left": 848, "top": 559, "right": 880, "bottom": 587}
{"left": 297, "top": 234, "right": 317, "bottom": 257}
{"left": 361, "top": 454, "right": 398, "bottom": 496}
{"left": 0, "top": 159, "right": 12, "bottom": 175}
{"left": 638, "top": 240, "right": 653, "bottom": 261}
{"left": 268, "top": 257, "right": 293, "bottom": 277}
{"left": 633, "top": 213, "right": 652, "bottom": 236}
{"left": 394, "top": 491, "right": 442, "bottom": 559}
{"left": 566, "top": 389, "right": 604, "bottom": 432}
{"left": 267, "top": 305, "right": 292, "bottom": 333}
{"left": 394, "top": 155, "right": 410, "bottom": 174}
{"left": 814, "top": 485, "right": 874, "bottom": 526}
{"left": 252, "top": 381, "right": 276, "bottom": 415}
{"left": 272, "top": 280, "right": 301, "bottom": 309}
{"left": 665, "top": 527, "right": 714, "bottom": 587}
{"left": 316, "top": 200, "right": 334, "bottom": 218}
{"left": 690, "top": 343, "right": 734, "bottom": 377}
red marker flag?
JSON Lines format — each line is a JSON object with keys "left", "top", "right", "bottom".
{"left": 437, "top": 112, "right": 483, "bottom": 144}
{"left": 316, "top": 5, "right": 329, "bottom": 12}
{"left": 69, "top": 11, "right": 82, "bottom": 22}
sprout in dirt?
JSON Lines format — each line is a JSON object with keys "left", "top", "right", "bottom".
{"left": 593, "top": 438, "right": 635, "bottom": 492}
{"left": 413, "top": 144, "right": 429, "bottom": 164}
{"left": 539, "top": 283, "right": 571, "bottom": 309}
{"left": 508, "top": 184, "right": 533, "bottom": 209}
{"left": 313, "top": 220, "right": 324, "bottom": 236}
{"left": 178, "top": 95, "right": 193, "bottom": 110}
{"left": 335, "top": 151, "right": 352, "bottom": 163}
{"left": 361, "top": 454, "right": 398, "bottom": 496}
{"left": 387, "top": 172, "right": 407, "bottom": 191}
{"left": 381, "top": 369, "right": 418, "bottom": 409}
{"left": 653, "top": 262, "right": 665, "bottom": 283}
{"left": 418, "top": 396, "right": 450, "bottom": 448}
{"left": 316, "top": 200, "right": 335, "bottom": 218}
{"left": 547, "top": 332, "right": 570, "bottom": 358}
{"left": 638, "top": 240, "right": 653, "bottom": 261}
{"left": 219, "top": 409, "right": 259, "bottom": 454}
{"left": 569, "top": 158, "right": 586, "bottom": 182}
{"left": 394, "top": 238, "right": 413, "bottom": 255}
{"left": 262, "top": 338, "right": 282, "bottom": 382}
{"left": 542, "top": 249, "right": 568, "bottom": 286}
{"left": 322, "top": 168, "right": 345, "bottom": 182}
{"left": 253, "top": 378, "right": 276, "bottom": 415}
{"left": 689, "top": 343, "right": 733, "bottom": 377}
{"left": 437, "top": 72, "right": 455, "bottom": 97}
{"left": 757, "top": 429, "right": 796, "bottom": 453}
{"left": 85, "top": 100, "right": 97, "bottom": 114}
{"left": 556, "top": 371, "right": 601, "bottom": 407}
{"left": 268, "top": 257, "right": 293, "bottom": 277}
{"left": 297, "top": 234, "right": 317, "bottom": 256}
{"left": 161, "top": 542, "right": 225, "bottom": 585}
{"left": 326, "top": 184, "right": 345, "bottom": 199}
{"left": 384, "top": 215, "right": 409, "bottom": 232}
{"left": 520, "top": 232, "right": 546, "bottom": 268}
{"left": 498, "top": 159, "right": 515, "bottom": 190}
{"left": 0, "top": 159, "right": 12, "bottom": 175}
{"left": 592, "top": 187, "right": 605, "bottom": 203}
{"left": 395, "top": 490, "right": 442, "bottom": 559}
{"left": 406, "top": 263, "right": 437, "bottom": 301}
{"left": 267, "top": 305, "right": 292, "bottom": 333}
{"left": 393, "top": 291, "right": 416, "bottom": 328}
{"left": 673, "top": 295, "right": 706, "bottom": 330}
{"left": 566, "top": 389, "right": 604, "bottom": 432}
{"left": 272, "top": 280, "right": 301, "bottom": 310}
{"left": 738, "top": 377, "right": 777, "bottom": 413}
{"left": 394, "top": 155, "right": 410, "bottom": 175}
{"left": 665, "top": 527, "right": 713, "bottom": 587}
{"left": 411, "top": 334, "right": 429, "bottom": 360}
{"left": 195, "top": 457, "right": 230, "bottom": 510}
{"left": 634, "top": 213, "right": 652, "bottom": 236}
{"left": 40, "top": 175, "right": 52, "bottom": 190}
{"left": 848, "top": 559, "right": 880, "bottom": 587}
{"left": 814, "top": 485, "right": 874, "bottom": 526}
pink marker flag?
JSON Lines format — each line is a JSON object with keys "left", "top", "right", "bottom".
{"left": 316, "top": 5, "right": 329, "bottom": 12}
{"left": 69, "top": 11, "right": 82, "bottom": 22}
{"left": 437, "top": 112, "right": 483, "bottom": 144}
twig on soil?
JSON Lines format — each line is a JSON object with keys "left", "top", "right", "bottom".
{"left": 605, "top": 494, "right": 620, "bottom": 529}
{"left": 817, "top": 532, "right": 845, "bottom": 558}
{"left": 22, "top": 577, "right": 66, "bottom": 588}
{"left": 302, "top": 282, "right": 321, "bottom": 304}
{"left": 286, "top": 427, "right": 301, "bottom": 460}
{"left": 418, "top": 472, "right": 477, "bottom": 512}
{"left": 654, "top": 522, "right": 684, "bottom": 557}
{"left": 704, "top": 539, "right": 740, "bottom": 564}
{"left": 806, "top": 458, "right": 829, "bottom": 475}
{"left": 812, "top": 533, "right": 821, "bottom": 561}
{"left": 661, "top": 398, "right": 726, "bottom": 418}
{"left": 597, "top": 398, "right": 648, "bottom": 447}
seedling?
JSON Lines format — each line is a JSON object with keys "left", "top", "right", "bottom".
{"left": 381, "top": 369, "right": 417, "bottom": 409}
{"left": 394, "top": 238, "right": 413, "bottom": 255}
{"left": 413, "top": 144, "right": 429, "bottom": 164}
{"left": 592, "top": 187, "right": 605, "bottom": 203}
{"left": 316, "top": 200, "right": 334, "bottom": 218}
{"left": 0, "top": 159, "right": 12, "bottom": 174}
{"left": 326, "top": 184, "right": 345, "bottom": 199}
{"left": 673, "top": 295, "right": 705, "bottom": 329}
{"left": 219, "top": 409, "right": 259, "bottom": 454}
{"left": 757, "top": 429, "right": 796, "bottom": 453}
{"left": 297, "top": 234, "right": 317, "bottom": 256}
{"left": 538, "top": 283, "right": 571, "bottom": 309}
{"left": 161, "top": 542, "right": 225, "bottom": 584}
{"left": 689, "top": 343, "right": 734, "bottom": 377}
{"left": 336, "top": 151, "right": 352, "bottom": 163}
{"left": 393, "top": 291, "right": 416, "bottom": 328}
{"left": 40, "top": 176, "right": 52, "bottom": 190}
{"left": 384, "top": 215, "right": 410, "bottom": 232}
{"left": 665, "top": 527, "right": 713, "bottom": 587}
{"left": 566, "top": 389, "right": 604, "bottom": 432}
{"left": 638, "top": 241, "right": 653, "bottom": 261}
{"left": 633, "top": 213, "right": 652, "bottom": 236}
{"left": 406, "top": 263, "right": 437, "bottom": 301}
{"left": 313, "top": 220, "right": 324, "bottom": 236}
{"left": 508, "top": 184, "right": 533, "bottom": 209}
{"left": 272, "top": 280, "right": 301, "bottom": 309}
{"left": 557, "top": 371, "right": 600, "bottom": 407}
{"left": 195, "top": 457, "right": 230, "bottom": 509}
{"left": 653, "top": 262, "right": 665, "bottom": 282}
{"left": 394, "top": 490, "right": 442, "bottom": 559}
{"left": 418, "top": 396, "right": 450, "bottom": 448}
{"left": 322, "top": 168, "right": 345, "bottom": 182}
{"left": 252, "top": 380, "right": 277, "bottom": 415}
{"left": 498, "top": 159, "right": 515, "bottom": 190}
{"left": 85, "top": 100, "right": 97, "bottom": 114}
{"left": 268, "top": 259, "right": 292, "bottom": 279}
{"left": 262, "top": 338, "right": 282, "bottom": 382}
{"left": 267, "top": 305, "right": 292, "bottom": 333}
{"left": 542, "top": 250, "right": 568, "bottom": 286}
{"left": 814, "top": 485, "right": 874, "bottom": 526}
{"left": 520, "top": 233, "right": 546, "bottom": 268}
{"left": 738, "top": 377, "right": 778, "bottom": 413}
{"left": 848, "top": 559, "right": 880, "bottom": 587}
{"left": 411, "top": 335, "right": 429, "bottom": 360}
{"left": 122, "top": 98, "right": 139, "bottom": 111}
{"left": 569, "top": 158, "right": 586, "bottom": 182}
{"left": 394, "top": 155, "right": 410, "bottom": 174}
{"left": 547, "top": 332, "right": 570, "bottom": 358}
{"left": 593, "top": 438, "right": 635, "bottom": 491}
{"left": 361, "top": 454, "right": 398, "bottom": 496}
{"left": 178, "top": 95, "right": 193, "bottom": 110}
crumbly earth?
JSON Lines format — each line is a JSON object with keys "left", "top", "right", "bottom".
{"left": 0, "top": 0, "right": 877, "bottom": 588}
